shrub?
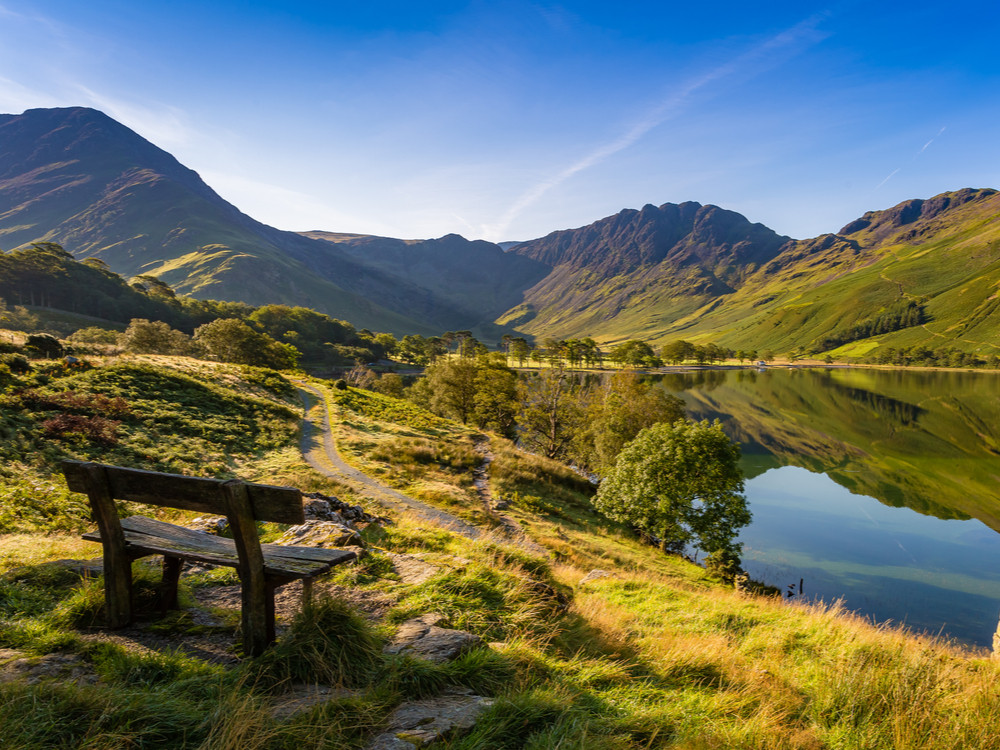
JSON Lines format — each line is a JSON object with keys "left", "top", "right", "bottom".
{"left": 42, "top": 414, "right": 121, "bottom": 445}
{"left": 24, "top": 334, "right": 63, "bottom": 358}
{"left": 1, "top": 353, "right": 31, "bottom": 374}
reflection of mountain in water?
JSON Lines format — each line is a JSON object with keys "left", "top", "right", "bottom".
{"left": 661, "top": 368, "right": 1000, "bottom": 530}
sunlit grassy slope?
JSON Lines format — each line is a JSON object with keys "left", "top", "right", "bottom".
{"left": 4, "top": 359, "right": 1000, "bottom": 748}
{"left": 504, "top": 189, "right": 1000, "bottom": 357}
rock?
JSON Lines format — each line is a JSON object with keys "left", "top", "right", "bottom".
{"left": 493, "top": 500, "right": 510, "bottom": 511}
{"left": 269, "top": 683, "right": 360, "bottom": 719}
{"left": 384, "top": 613, "right": 483, "bottom": 663}
{"left": 303, "top": 497, "right": 345, "bottom": 523}
{"left": 367, "top": 689, "right": 494, "bottom": 750}
{"left": 187, "top": 516, "right": 229, "bottom": 534}
{"left": 0, "top": 651, "right": 97, "bottom": 686}
{"left": 387, "top": 553, "right": 440, "bottom": 585}
{"left": 273, "top": 520, "right": 362, "bottom": 548}
{"left": 303, "top": 491, "right": 391, "bottom": 526}
{"left": 579, "top": 569, "right": 614, "bottom": 585}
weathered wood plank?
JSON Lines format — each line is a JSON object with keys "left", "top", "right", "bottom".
{"left": 63, "top": 460, "right": 305, "bottom": 525}
{"left": 83, "top": 527, "right": 340, "bottom": 577}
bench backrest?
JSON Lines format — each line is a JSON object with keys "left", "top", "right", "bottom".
{"left": 62, "top": 460, "right": 305, "bottom": 525}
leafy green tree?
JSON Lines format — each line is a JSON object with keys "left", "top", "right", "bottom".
{"left": 194, "top": 318, "right": 299, "bottom": 369}
{"left": 120, "top": 319, "right": 191, "bottom": 355}
{"left": 424, "top": 357, "right": 478, "bottom": 423}
{"left": 472, "top": 354, "right": 519, "bottom": 438}
{"left": 509, "top": 337, "right": 531, "bottom": 367}
{"left": 518, "top": 366, "right": 585, "bottom": 459}
{"left": 372, "top": 372, "right": 405, "bottom": 398}
{"left": 661, "top": 340, "right": 695, "bottom": 365}
{"left": 577, "top": 372, "right": 686, "bottom": 474}
{"left": 610, "top": 339, "right": 661, "bottom": 368}
{"left": 69, "top": 327, "right": 120, "bottom": 345}
{"left": 24, "top": 333, "right": 63, "bottom": 358}
{"left": 593, "top": 420, "right": 750, "bottom": 565}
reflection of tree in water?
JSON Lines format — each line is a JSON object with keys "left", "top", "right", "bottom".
{"left": 826, "top": 382, "right": 925, "bottom": 426}
{"left": 658, "top": 370, "right": 728, "bottom": 392}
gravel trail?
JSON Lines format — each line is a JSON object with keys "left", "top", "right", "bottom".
{"left": 294, "top": 382, "right": 482, "bottom": 539}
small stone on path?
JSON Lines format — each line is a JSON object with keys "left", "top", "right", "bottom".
{"left": 579, "top": 569, "right": 615, "bottom": 585}
{"left": 384, "top": 613, "right": 483, "bottom": 663}
{"left": 387, "top": 553, "right": 440, "bottom": 585}
{"left": 367, "top": 688, "right": 494, "bottom": 750}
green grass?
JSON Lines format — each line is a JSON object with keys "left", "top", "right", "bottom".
{"left": 0, "top": 355, "right": 306, "bottom": 533}
{"left": 5, "top": 355, "right": 1000, "bottom": 749}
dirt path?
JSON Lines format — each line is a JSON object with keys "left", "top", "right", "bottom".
{"left": 294, "top": 382, "right": 482, "bottom": 539}
{"left": 471, "top": 436, "right": 549, "bottom": 557}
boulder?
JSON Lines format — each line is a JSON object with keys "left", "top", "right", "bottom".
{"left": 367, "top": 688, "right": 493, "bottom": 749}
{"left": 273, "top": 520, "right": 362, "bottom": 548}
{"left": 384, "top": 613, "right": 483, "bottom": 663}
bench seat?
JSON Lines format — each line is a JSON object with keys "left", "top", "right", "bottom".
{"left": 83, "top": 515, "right": 358, "bottom": 578}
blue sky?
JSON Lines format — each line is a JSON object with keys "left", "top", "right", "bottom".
{"left": 1, "top": 1, "right": 998, "bottom": 242}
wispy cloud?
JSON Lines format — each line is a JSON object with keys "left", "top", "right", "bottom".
{"left": 0, "top": 76, "right": 63, "bottom": 113}
{"left": 74, "top": 86, "right": 194, "bottom": 148}
{"left": 481, "top": 13, "right": 831, "bottom": 241}
{"left": 873, "top": 126, "right": 947, "bottom": 191}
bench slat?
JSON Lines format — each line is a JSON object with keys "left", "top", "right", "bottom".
{"left": 83, "top": 516, "right": 358, "bottom": 578}
{"left": 63, "top": 460, "right": 305, "bottom": 525}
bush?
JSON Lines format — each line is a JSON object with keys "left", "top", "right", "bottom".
{"left": 24, "top": 334, "right": 63, "bottom": 358}
{"left": 42, "top": 414, "right": 121, "bottom": 445}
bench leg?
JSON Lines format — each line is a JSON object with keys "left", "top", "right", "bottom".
{"left": 104, "top": 552, "right": 133, "bottom": 629}
{"left": 161, "top": 556, "right": 183, "bottom": 614}
{"left": 302, "top": 578, "right": 313, "bottom": 608}
{"left": 265, "top": 581, "right": 278, "bottom": 646}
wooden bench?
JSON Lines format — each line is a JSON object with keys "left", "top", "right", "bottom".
{"left": 62, "top": 460, "right": 358, "bottom": 656}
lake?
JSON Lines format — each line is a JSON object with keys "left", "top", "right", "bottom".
{"left": 655, "top": 367, "right": 1000, "bottom": 648}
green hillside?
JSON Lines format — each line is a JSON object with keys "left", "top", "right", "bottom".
{"left": 0, "top": 107, "right": 532, "bottom": 337}
{"left": 501, "top": 189, "right": 1000, "bottom": 359}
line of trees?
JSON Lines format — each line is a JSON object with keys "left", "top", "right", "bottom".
{"left": 813, "top": 301, "right": 927, "bottom": 352}
{"left": 401, "top": 355, "right": 686, "bottom": 474}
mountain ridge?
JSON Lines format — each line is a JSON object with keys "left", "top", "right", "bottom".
{"left": 2, "top": 106, "right": 1000, "bottom": 357}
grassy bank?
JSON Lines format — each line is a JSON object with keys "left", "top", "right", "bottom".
{"left": 2, "top": 357, "right": 999, "bottom": 748}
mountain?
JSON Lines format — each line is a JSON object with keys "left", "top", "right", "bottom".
{"left": 0, "top": 107, "right": 542, "bottom": 335}
{"left": 498, "top": 189, "right": 1000, "bottom": 357}
{"left": 500, "top": 201, "right": 791, "bottom": 340}
{"left": 3, "top": 106, "right": 1000, "bottom": 357}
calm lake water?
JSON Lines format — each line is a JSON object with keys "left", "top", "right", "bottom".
{"left": 654, "top": 367, "right": 1000, "bottom": 648}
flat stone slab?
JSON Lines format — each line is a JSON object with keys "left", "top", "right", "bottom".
{"left": 579, "top": 569, "right": 615, "bottom": 585}
{"left": 367, "top": 689, "right": 494, "bottom": 749}
{"left": 387, "top": 553, "right": 440, "bottom": 585}
{"left": 269, "top": 683, "right": 361, "bottom": 720}
{"left": 273, "top": 520, "right": 362, "bottom": 548}
{"left": 384, "top": 613, "right": 483, "bottom": 663}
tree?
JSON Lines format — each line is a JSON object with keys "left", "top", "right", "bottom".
{"left": 576, "top": 371, "right": 686, "bottom": 474}
{"left": 610, "top": 339, "right": 661, "bottom": 368}
{"left": 424, "top": 357, "right": 478, "bottom": 423}
{"left": 509, "top": 337, "right": 531, "bottom": 367}
{"left": 372, "top": 372, "right": 405, "bottom": 398}
{"left": 661, "top": 340, "right": 695, "bottom": 365}
{"left": 194, "top": 318, "right": 299, "bottom": 369}
{"left": 593, "top": 420, "right": 750, "bottom": 567}
{"left": 120, "top": 319, "right": 191, "bottom": 355}
{"left": 518, "top": 366, "right": 585, "bottom": 459}
{"left": 472, "top": 354, "right": 519, "bottom": 438}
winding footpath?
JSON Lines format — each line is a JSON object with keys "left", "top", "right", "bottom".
{"left": 294, "top": 382, "right": 482, "bottom": 539}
